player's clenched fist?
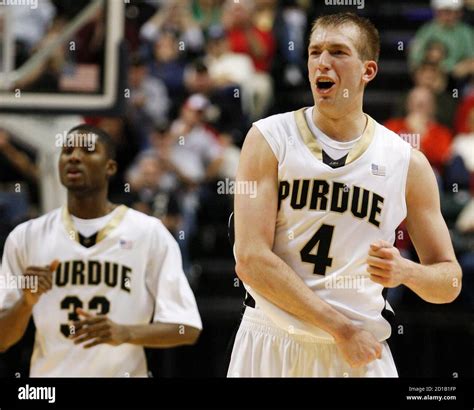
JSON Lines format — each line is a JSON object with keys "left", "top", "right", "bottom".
{"left": 367, "top": 240, "right": 410, "bottom": 288}
{"left": 70, "top": 308, "right": 131, "bottom": 349}
{"left": 23, "top": 260, "right": 59, "bottom": 307}
{"left": 335, "top": 327, "right": 382, "bottom": 368}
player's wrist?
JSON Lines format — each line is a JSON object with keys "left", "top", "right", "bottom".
{"left": 400, "top": 258, "right": 417, "bottom": 287}
{"left": 118, "top": 324, "right": 132, "bottom": 345}
{"left": 20, "top": 293, "right": 36, "bottom": 309}
{"left": 333, "top": 321, "right": 357, "bottom": 343}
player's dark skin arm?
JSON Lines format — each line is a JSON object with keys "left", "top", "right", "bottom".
{"left": 0, "top": 262, "right": 57, "bottom": 352}
{"left": 0, "top": 296, "right": 35, "bottom": 352}
{"left": 70, "top": 308, "right": 200, "bottom": 348}
{"left": 367, "top": 149, "right": 462, "bottom": 303}
{"left": 234, "top": 126, "right": 382, "bottom": 368}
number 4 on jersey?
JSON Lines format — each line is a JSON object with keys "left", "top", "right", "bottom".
{"left": 300, "top": 224, "right": 334, "bottom": 275}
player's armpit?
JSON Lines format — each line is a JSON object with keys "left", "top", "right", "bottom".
{"left": 404, "top": 149, "right": 462, "bottom": 303}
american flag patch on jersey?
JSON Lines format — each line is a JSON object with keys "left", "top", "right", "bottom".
{"left": 371, "top": 163, "right": 386, "bottom": 176}
{"left": 119, "top": 239, "right": 133, "bottom": 249}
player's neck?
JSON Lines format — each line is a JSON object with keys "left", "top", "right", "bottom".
{"left": 312, "top": 106, "right": 367, "bottom": 142}
{"left": 67, "top": 191, "right": 115, "bottom": 219}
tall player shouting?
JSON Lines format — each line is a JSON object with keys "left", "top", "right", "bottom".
{"left": 228, "top": 12, "right": 461, "bottom": 377}
{"left": 0, "top": 124, "right": 202, "bottom": 377}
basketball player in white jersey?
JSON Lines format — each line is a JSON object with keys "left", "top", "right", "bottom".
{"left": 228, "top": 12, "right": 462, "bottom": 377}
{"left": 0, "top": 125, "right": 202, "bottom": 377}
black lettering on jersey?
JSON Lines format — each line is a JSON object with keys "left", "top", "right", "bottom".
{"left": 351, "top": 185, "right": 370, "bottom": 219}
{"left": 330, "top": 182, "right": 349, "bottom": 213}
{"left": 104, "top": 262, "right": 119, "bottom": 288}
{"left": 278, "top": 181, "right": 290, "bottom": 210}
{"left": 54, "top": 260, "right": 132, "bottom": 292}
{"left": 309, "top": 180, "right": 329, "bottom": 210}
{"left": 88, "top": 261, "right": 101, "bottom": 285}
{"left": 55, "top": 261, "right": 70, "bottom": 286}
{"left": 72, "top": 261, "right": 85, "bottom": 285}
{"left": 369, "top": 193, "right": 384, "bottom": 227}
{"left": 278, "top": 179, "right": 385, "bottom": 228}
{"left": 290, "top": 179, "right": 310, "bottom": 209}
{"left": 88, "top": 295, "right": 110, "bottom": 315}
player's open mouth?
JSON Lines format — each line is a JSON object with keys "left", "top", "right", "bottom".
{"left": 316, "top": 78, "right": 336, "bottom": 94}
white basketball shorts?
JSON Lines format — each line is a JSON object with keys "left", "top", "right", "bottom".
{"left": 227, "top": 307, "right": 398, "bottom": 377}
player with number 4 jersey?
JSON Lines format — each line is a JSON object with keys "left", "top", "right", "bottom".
{"left": 227, "top": 13, "right": 461, "bottom": 377}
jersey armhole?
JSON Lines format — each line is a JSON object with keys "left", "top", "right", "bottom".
{"left": 253, "top": 122, "right": 280, "bottom": 163}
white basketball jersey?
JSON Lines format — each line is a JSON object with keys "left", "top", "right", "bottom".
{"left": 0, "top": 206, "right": 202, "bottom": 377}
{"left": 246, "top": 107, "right": 412, "bottom": 341}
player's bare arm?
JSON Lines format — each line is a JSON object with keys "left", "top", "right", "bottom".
{"left": 367, "top": 149, "right": 462, "bottom": 303}
{"left": 0, "top": 260, "right": 58, "bottom": 352}
{"left": 70, "top": 308, "right": 200, "bottom": 349}
{"left": 234, "top": 126, "right": 382, "bottom": 368}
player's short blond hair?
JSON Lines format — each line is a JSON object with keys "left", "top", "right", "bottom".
{"left": 310, "top": 12, "right": 380, "bottom": 62}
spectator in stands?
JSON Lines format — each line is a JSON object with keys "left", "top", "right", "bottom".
{"left": 184, "top": 59, "right": 247, "bottom": 144}
{"left": 140, "top": 1, "right": 205, "bottom": 55}
{"left": 136, "top": 122, "right": 197, "bottom": 192}
{"left": 443, "top": 106, "right": 474, "bottom": 309}
{"left": 392, "top": 62, "right": 457, "bottom": 128}
{"left": 0, "top": 130, "right": 39, "bottom": 226}
{"left": 272, "top": 0, "right": 308, "bottom": 88}
{"left": 170, "top": 94, "right": 224, "bottom": 274}
{"left": 14, "top": 17, "right": 67, "bottom": 92}
{"left": 94, "top": 117, "right": 140, "bottom": 205}
{"left": 170, "top": 94, "right": 223, "bottom": 186}
{"left": 8, "top": 0, "right": 56, "bottom": 67}
{"left": 190, "top": 0, "right": 224, "bottom": 31}
{"left": 455, "top": 90, "right": 474, "bottom": 134}
{"left": 148, "top": 29, "right": 188, "bottom": 105}
{"left": 385, "top": 86, "right": 453, "bottom": 173}
{"left": 452, "top": 106, "right": 474, "bottom": 176}
{"left": 127, "top": 54, "right": 170, "bottom": 145}
{"left": 205, "top": 24, "right": 272, "bottom": 121}
{"left": 409, "top": 0, "right": 474, "bottom": 78}
{"left": 74, "top": 7, "right": 106, "bottom": 65}
{"left": 126, "top": 154, "right": 182, "bottom": 237}
{"left": 253, "top": 0, "right": 278, "bottom": 34}
{"left": 221, "top": 0, "right": 276, "bottom": 73}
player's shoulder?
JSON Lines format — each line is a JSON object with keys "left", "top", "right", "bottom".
{"left": 253, "top": 109, "right": 299, "bottom": 130}
{"left": 251, "top": 108, "right": 304, "bottom": 159}
{"left": 7, "top": 208, "right": 62, "bottom": 242}
{"left": 123, "top": 207, "right": 163, "bottom": 229}
{"left": 373, "top": 118, "right": 412, "bottom": 151}
{"left": 123, "top": 207, "right": 174, "bottom": 241}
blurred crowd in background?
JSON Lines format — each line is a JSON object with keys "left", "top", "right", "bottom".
{"left": 0, "top": 0, "right": 473, "bottom": 376}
